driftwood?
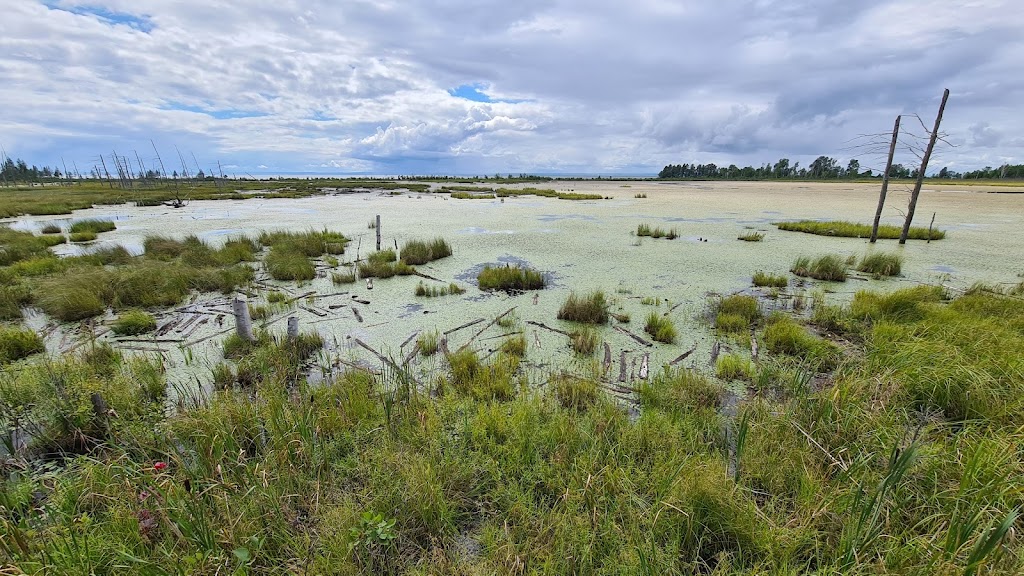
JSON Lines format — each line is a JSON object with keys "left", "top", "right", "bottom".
{"left": 619, "top": 351, "right": 628, "bottom": 383}
{"left": 664, "top": 302, "right": 684, "bottom": 316}
{"left": 352, "top": 298, "right": 371, "bottom": 305}
{"left": 710, "top": 341, "right": 721, "bottom": 366}
{"left": 614, "top": 325, "right": 653, "bottom": 347}
{"left": 526, "top": 320, "right": 570, "bottom": 337}
{"left": 413, "top": 270, "right": 444, "bottom": 283}
{"left": 286, "top": 291, "right": 317, "bottom": 304}
{"left": 336, "top": 358, "right": 380, "bottom": 376}
{"left": 114, "top": 338, "right": 183, "bottom": 344}
{"left": 299, "top": 305, "right": 328, "bottom": 318}
{"left": 481, "top": 330, "right": 523, "bottom": 342}
{"left": 180, "top": 318, "right": 209, "bottom": 341}
{"left": 439, "top": 337, "right": 450, "bottom": 356}
{"left": 183, "top": 326, "right": 235, "bottom": 348}
{"left": 400, "top": 331, "right": 420, "bottom": 349}
{"left": 444, "top": 318, "right": 484, "bottom": 336}
{"left": 403, "top": 343, "right": 420, "bottom": 366}
{"left": 458, "top": 307, "right": 516, "bottom": 353}
{"left": 669, "top": 343, "right": 699, "bottom": 366}
{"left": 639, "top": 353, "right": 649, "bottom": 379}
{"left": 603, "top": 342, "right": 612, "bottom": 373}
{"left": 328, "top": 304, "right": 347, "bottom": 310}
{"left": 751, "top": 332, "right": 759, "bottom": 361}
{"left": 352, "top": 307, "right": 363, "bottom": 323}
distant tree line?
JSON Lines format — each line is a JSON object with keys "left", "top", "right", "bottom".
{"left": 658, "top": 157, "right": 1024, "bottom": 180}
{"left": 1, "top": 157, "right": 64, "bottom": 182}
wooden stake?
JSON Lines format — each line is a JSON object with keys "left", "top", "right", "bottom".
{"left": 232, "top": 297, "right": 255, "bottom": 342}
{"left": 927, "top": 212, "right": 936, "bottom": 244}
{"left": 900, "top": 88, "right": 950, "bottom": 244}
{"left": 287, "top": 316, "right": 299, "bottom": 341}
{"left": 376, "top": 215, "right": 381, "bottom": 251}
{"left": 871, "top": 115, "right": 901, "bottom": 243}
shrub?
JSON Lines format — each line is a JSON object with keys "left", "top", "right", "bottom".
{"left": 738, "top": 231, "right": 765, "bottom": 242}
{"left": 69, "top": 219, "right": 116, "bottom": 234}
{"left": 569, "top": 327, "right": 599, "bottom": 355}
{"left": 752, "top": 271, "right": 788, "bottom": 288}
{"left": 0, "top": 327, "right": 45, "bottom": 364}
{"left": 557, "top": 290, "right": 608, "bottom": 324}
{"left": 477, "top": 265, "right": 545, "bottom": 292}
{"left": 791, "top": 255, "right": 848, "bottom": 281}
{"left": 111, "top": 309, "right": 156, "bottom": 335}
{"left": 644, "top": 312, "right": 677, "bottom": 343}
{"left": 856, "top": 252, "right": 903, "bottom": 277}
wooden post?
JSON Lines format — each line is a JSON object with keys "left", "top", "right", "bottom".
{"left": 927, "top": 212, "right": 936, "bottom": 244}
{"left": 871, "top": 115, "right": 901, "bottom": 243}
{"left": 900, "top": 88, "right": 950, "bottom": 245}
{"left": 287, "top": 316, "right": 299, "bottom": 341}
{"left": 375, "top": 215, "right": 381, "bottom": 251}
{"left": 232, "top": 297, "right": 255, "bottom": 342}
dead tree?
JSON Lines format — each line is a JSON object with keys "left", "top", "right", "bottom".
{"left": 900, "top": 88, "right": 950, "bottom": 244}
{"left": 870, "top": 116, "right": 901, "bottom": 243}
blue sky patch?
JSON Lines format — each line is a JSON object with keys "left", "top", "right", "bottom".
{"left": 43, "top": 2, "right": 155, "bottom": 33}
{"left": 162, "top": 102, "right": 268, "bottom": 120}
{"left": 448, "top": 83, "right": 526, "bottom": 104}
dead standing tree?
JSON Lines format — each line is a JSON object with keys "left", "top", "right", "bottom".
{"left": 870, "top": 116, "right": 901, "bottom": 243}
{"left": 899, "top": 88, "right": 950, "bottom": 244}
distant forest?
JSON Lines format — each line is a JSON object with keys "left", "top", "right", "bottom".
{"left": 658, "top": 157, "right": 1024, "bottom": 180}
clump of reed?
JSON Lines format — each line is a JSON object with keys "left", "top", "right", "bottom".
{"left": 265, "top": 247, "right": 315, "bottom": 281}
{"left": 752, "top": 271, "right": 788, "bottom": 288}
{"left": 266, "top": 291, "right": 288, "bottom": 304}
{"left": 557, "top": 290, "right": 608, "bottom": 324}
{"left": 68, "top": 219, "right": 116, "bottom": 234}
{"left": 400, "top": 238, "right": 453, "bottom": 265}
{"left": 791, "top": 254, "right": 848, "bottom": 281}
{"left": 331, "top": 268, "right": 357, "bottom": 284}
{"left": 415, "top": 282, "right": 466, "bottom": 297}
{"left": 450, "top": 191, "right": 496, "bottom": 199}
{"left": 636, "top": 223, "right": 679, "bottom": 239}
{"left": 258, "top": 229, "right": 348, "bottom": 255}
{"left": 848, "top": 285, "right": 945, "bottom": 324}
{"left": 69, "top": 231, "right": 97, "bottom": 242}
{"left": 763, "top": 315, "right": 841, "bottom": 370}
{"left": 144, "top": 235, "right": 258, "bottom": 266}
{"left": 716, "top": 353, "right": 754, "bottom": 381}
{"left": 776, "top": 220, "right": 944, "bottom": 240}
{"left": 856, "top": 251, "right": 903, "bottom": 277}
{"left": 417, "top": 330, "right": 439, "bottom": 356}
{"left": 551, "top": 375, "right": 599, "bottom": 410}
{"left": 738, "top": 231, "right": 765, "bottom": 242}
{"left": 569, "top": 326, "right": 599, "bottom": 355}
{"left": 644, "top": 312, "right": 677, "bottom": 343}
{"left": 0, "top": 326, "right": 45, "bottom": 364}
{"left": 634, "top": 193, "right": 647, "bottom": 198}
{"left": 111, "top": 309, "right": 156, "bottom": 335}
{"left": 358, "top": 252, "right": 415, "bottom": 279}
{"left": 499, "top": 334, "right": 527, "bottom": 357}
{"left": 40, "top": 223, "right": 62, "bottom": 234}
{"left": 715, "top": 294, "right": 761, "bottom": 335}
{"left": 477, "top": 264, "right": 545, "bottom": 292}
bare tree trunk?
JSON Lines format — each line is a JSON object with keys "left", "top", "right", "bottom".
{"left": 233, "top": 297, "right": 255, "bottom": 342}
{"left": 870, "top": 115, "right": 901, "bottom": 243}
{"left": 99, "top": 155, "right": 114, "bottom": 189}
{"left": 376, "top": 215, "right": 382, "bottom": 251}
{"left": 900, "top": 88, "right": 950, "bottom": 244}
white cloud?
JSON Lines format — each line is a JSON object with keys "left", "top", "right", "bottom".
{"left": 1, "top": 0, "right": 1022, "bottom": 174}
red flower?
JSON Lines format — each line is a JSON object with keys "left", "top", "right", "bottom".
{"left": 153, "top": 461, "right": 168, "bottom": 472}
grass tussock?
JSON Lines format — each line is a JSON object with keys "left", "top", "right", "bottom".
{"left": 258, "top": 229, "right": 348, "bottom": 256}
{"left": 331, "top": 268, "right": 357, "bottom": 284}
{"left": 716, "top": 353, "right": 754, "bottom": 381}
{"left": 68, "top": 231, "right": 97, "bottom": 242}
{"left": 358, "top": 256, "right": 414, "bottom": 279}
{"left": 857, "top": 251, "right": 904, "bottom": 277}
{"left": 738, "top": 231, "right": 765, "bottom": 242}
{"left": 776, "top": 219, "right": 945, "bottom": 240}
{"left": 0, "top": 326, "right": 45, "bottom": 364}
{"left": 68, "top": 219, "right": 116, "bottom": 234}
{"left": 477, "top": 264, "right": 545, "bottom": 292}
{"left": 450, "top": 191, "right": 496, "bottom": 199}
{"left": 644, "top": 312, "right": 677, "bottom": 343}
{"left": 763, "top": 315, "right": 841, "bottom": 370}
{"left": 415, "top": 282, "right": 466, "bottom": 297}
{"left": 752, "top": 271, "right": 788, "bottom": 288}
{"left": 499, "top": 334, "right": 527, "bottom": 357}
{"left": 569, "top": 326, "right": 599, "bottom": 355}
{"left": 111, "top": 309, "right": 157, "bottom": 336}
{"left": 791, "top": 254, "right": 848, "bottom": 281}
{"left": 551, "top": 375, "right": 599, "bottom": 410}
{"left": 636, "top": 223, "right": 679, "bottom": 239}
{"left": 265, "top": 247, "right": 315, "bottom": 281}
{"left": 417, "top": 330, "right": 439, "bottom": 356}
{"left": 400, "top": 238, "right": 453, "bottom": 265}
{"left": 557, "top": 290, "right": 608, "bottom": 324}
{"left": 40, "top": 223, "right": 62, "bottom": 234}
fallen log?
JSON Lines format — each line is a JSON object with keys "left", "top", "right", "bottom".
{"left": 444, "top": 318, "right": 484, "bottom": 336}
{"left": 668, "top": 343, "right": 699, "bottom": 366}
{"left": 526, "top": 320, "right": 571, "bottom": 337}
{"left": 614, "top": 325, "right": 653, "bottom": 347}
{"left": 458, "top": 307, "right": 516, "bottom": 353}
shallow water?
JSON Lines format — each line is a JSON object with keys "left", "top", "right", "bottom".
{"left": 9, "top": 180, "right": 1024, "bottom": 392}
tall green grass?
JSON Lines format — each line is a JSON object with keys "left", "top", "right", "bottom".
{"left": 776, "top": 220, "right": 945, "bottom": 240}
{"left": 68, "top": 219, "right": 116, "bottom": 234}
{"left": 791, "top": 254, "right": 848, "bottom": 281}
{"left": 636, "top": 223, "right": 679, "bottom": 239}
{"left": 400, "top": 238, "right": 453, "bottom": 265}
{"left": 857, "top": 251, "right": 903, "bottom": 277}
{"left": 557, "top": 290, "right": 608, "bottom": 324}
{"left": 477, "top": 265, "right": 545, "bottom": 291}
{"left": 644, "top": 312, "right": 677, "bottom": 343}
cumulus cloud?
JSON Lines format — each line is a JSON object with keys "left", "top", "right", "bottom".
{"left": 0, "top": 0, "right": 1021, "bottom": 174}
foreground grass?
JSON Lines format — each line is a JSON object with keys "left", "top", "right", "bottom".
{"left": 776, "top": 220, "right": 945, "bottom": 240}
{"left": 2, "top": 288, "right": 1024, "bottom": 574}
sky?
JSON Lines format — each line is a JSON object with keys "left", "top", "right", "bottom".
{"left": 1, "top": 0, "right": 1022, "bottom": 176}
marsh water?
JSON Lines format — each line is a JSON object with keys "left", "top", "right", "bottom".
{"left": 9, "top": 180, "right": 1024, "bottom": 393}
